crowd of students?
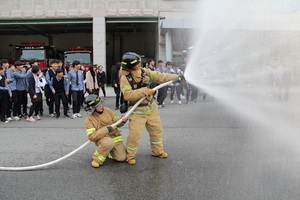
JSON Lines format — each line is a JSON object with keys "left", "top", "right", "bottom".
{"left": 0, "top": 58, "right": 107, "bottom": 123}
{"left": 0, "top": 57, "right": 199, "bottom": 123}
{"left": 144, "top": 59, "right": 198, "bottom": 108}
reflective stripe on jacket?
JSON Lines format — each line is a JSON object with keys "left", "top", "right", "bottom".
{"left": 84, "top": 107, "right": 125, "bottom": 142}
{"left": 120, "top": 67, "right": 179, "bottom": 115}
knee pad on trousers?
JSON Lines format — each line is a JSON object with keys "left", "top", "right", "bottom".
{"left": 101, "top": 138, "right": 115, "bottom": 150}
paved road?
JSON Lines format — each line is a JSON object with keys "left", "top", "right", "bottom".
{"left": 1, "top": 89, "right": 300, "bottom": 200}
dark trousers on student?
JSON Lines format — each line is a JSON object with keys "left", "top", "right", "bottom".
{"left": 45, "top": 85, "right": 55, "bottom": 114}
{"left": 72, "top": 90, "right": 83, "bottom": 114}
{"left": 17, "top": 90, "right": 28, "bottom": 116}
{"left": 7, "top": 90, "right": 18, "bottom": 117}
{"left": 0, "top": 91, "right": 9, "bottom": 122}
{"left": 170, "top": 85, "right": 181, "bottom": 101}
{"left": 113, "top": 85, "right": 126, "bottom": 109}
{"left": 99, "top": 86, "right": 106, "bottom": 97}
{"left": 54, "top": 92, "right": 68, "bottom": 116}
{"left": 157, "top": 86, "right": 168, "bottom": 105}
{"left": 29, "top": 93, "right": 42, "bottom": 117}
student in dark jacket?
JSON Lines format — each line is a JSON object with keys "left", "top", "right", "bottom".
{"left": 0, "top": 65, "right": 12, "bottom": 123}
{"left": 27, "top": 65, "right": 43, "bottom": 122}
{"left": 112, "top": 62, "right": 127, "bottom": 111}
{"left": 50, "top": 68, "right": 70, "bottom": 119}
{"left": 97, "top": 65, "right": 107, "bottom": 98}
{"left": 45, "top": 60, "right": 58, "bottom": 117}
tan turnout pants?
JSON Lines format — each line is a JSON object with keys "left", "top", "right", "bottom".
{"left": 93, "top": 136, "right": 127, "bottom": 165}
{"left": 126, "top": 110, "right": 165, "bottom": 161}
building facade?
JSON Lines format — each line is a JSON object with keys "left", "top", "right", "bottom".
{"left": 1, "top": 0, "right": 300, "bottom": 84}
{"left": 0, "top": 0, "right": 198, "bottom": 72}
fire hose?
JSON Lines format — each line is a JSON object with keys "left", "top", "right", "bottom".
{"left": 0, "top": 79, "right": 179, "bottom": 171}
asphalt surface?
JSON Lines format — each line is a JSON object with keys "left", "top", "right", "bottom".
{"left": 1, "top": 88, "right": 300, "bottom": 200}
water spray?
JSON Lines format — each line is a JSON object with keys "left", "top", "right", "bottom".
{"left": 184, "top": 0, "right": 300, "bottom": 160}
{"left": 0, "top": 79, "right": 177, "bottom": 171}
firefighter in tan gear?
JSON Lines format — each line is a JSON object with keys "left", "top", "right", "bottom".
{"left": 83, "top": 94, "right": 128, "bottom": 168}
{"left": 120, "top": 52, "right": 183, "bottom": 165}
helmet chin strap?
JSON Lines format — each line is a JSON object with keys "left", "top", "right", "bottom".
{"left": 94, "top": 110, "right": 103, "bottom": 115}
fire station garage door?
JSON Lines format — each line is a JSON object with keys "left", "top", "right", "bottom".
{"left": 105, "top": 17, "right": 159, "bottom": 67}
{"left": 0, "top": 18, "right": 92, "bottom": 60}
{"left": 0, "top": 18, "right": 92, "bottom": 36}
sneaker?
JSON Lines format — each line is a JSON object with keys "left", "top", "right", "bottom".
{"left": 178, "top": 101, "right": 182, "bottom": 105}
{"left": 171, "top": 100, "right": 174, "bottom": 104}
{"left": 23, "top": 113, "right": 28, "bottom": 117}
{"left": 26, "top": 116, "right": 35, "bottom": 122}
{"left": 71, "top": 114, "right": 77, "bottom": 119}
{"left": 158, "top": 105, "right": 163, "bottom": 109}
{"left": 13, "top": 116, "right": 21, "bottom": 121}
{"left": 76, "top": 113, "right": 82, "bottom": 118}
{"left": 49, "top": 113, "right": 55, "bottom": 118}
{"left": 34, "top": 115, "right": 41, "bottom": 120}
{"left": 7, "top": 117, "right": 12, "bottom": 122}
{"left": 1, "top": 120, "right": 9, "bottom": 124}
{"left": 64, "top": 114, "right": 70, "bottom": 118}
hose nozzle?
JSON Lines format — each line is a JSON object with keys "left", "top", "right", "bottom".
{"left": 173, "top": 75, "right": 186, "bottom": 84}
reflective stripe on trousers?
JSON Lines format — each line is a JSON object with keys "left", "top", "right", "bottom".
{"left": 112, "top": 136, "right": 123, "bottom": 143}
{"left": 126, "top": 145, "right": 137, "bottom": 152}
{"left": 151, "top": 140, "right": 163, "bottom": 146}
{"left": 94, "top": 150, "right": 106, "bottom": 162}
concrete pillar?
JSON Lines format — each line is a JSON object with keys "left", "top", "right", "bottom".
{"left": 165, "top": 31, "right": 173, "bottom": 62}
{"left": 93, "top": 17, "right": 106, "bottom": 70}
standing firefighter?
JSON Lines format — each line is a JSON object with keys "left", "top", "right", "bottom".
{"left": 120, "top": 52, "right": 184, "bottom": 165}
{"left": 84, "top": 94, "right": 128, "bottom": 168}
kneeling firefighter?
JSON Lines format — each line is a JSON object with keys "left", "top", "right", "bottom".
{"left": 120, "top": 52, "right": 184, "bottom": 165}
{"left": 83, "top": 94, "right": 128, "bottom": 168}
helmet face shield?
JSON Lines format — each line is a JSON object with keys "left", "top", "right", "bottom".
{"left": 85, "top": 106, "right": 94, "bottom": 115}
{"left": 83, "top": 94, "right": 102, "bottom": 114}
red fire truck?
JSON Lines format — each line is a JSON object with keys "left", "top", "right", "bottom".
{"left": 15, "top": 42, "right": 63, "bottom": 69}
{"left": 63, "top": 46, "right": 93, "bottom": 71}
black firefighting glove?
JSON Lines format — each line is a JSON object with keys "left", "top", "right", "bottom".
{"left": 107, "top": 125, "right": 116, "bottom": 132}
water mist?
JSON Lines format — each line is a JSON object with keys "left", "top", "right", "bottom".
{"left": 184, "top": 0, "right": 300, "bottom": 180}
